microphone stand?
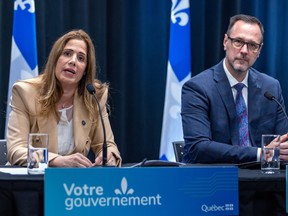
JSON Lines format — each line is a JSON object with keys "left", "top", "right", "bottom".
{"left": 264, "top": 91, "right": 288, "bottom": 167}
{"left": 264, "top": 91, "right": 288, "bottom": 120}
{"left": 86, "top": 84, "right": 107, "bottom": 166}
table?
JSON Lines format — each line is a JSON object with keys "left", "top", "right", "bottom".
{"left": 0, "top": 166, "right": 286, "bottom": 216}
{"left": 239, "top": 168, "right": 286, "bottom": 216}
{"left": 0, "top": 168, "right": 43, "bottom": 216}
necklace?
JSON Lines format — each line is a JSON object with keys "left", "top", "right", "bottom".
{"left": 61, "top": 102, "right": 73, "bottom": 109}
{"left": 59, "top": 95, "right": 74, "bottom": 109}
{"left": 59, "top": 100, "right": 73, "bottom": 109}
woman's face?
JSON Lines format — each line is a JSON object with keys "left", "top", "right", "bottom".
{"left": 55, "top": 39, "right": 87, "bottom": 89}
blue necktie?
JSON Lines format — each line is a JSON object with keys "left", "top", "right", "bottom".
{"left": 234, "top": 83, "right": 249, "bottom": 147}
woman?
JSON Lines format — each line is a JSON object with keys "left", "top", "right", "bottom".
{"left": 7, "top": 29, "right": 121, "bottom": 167}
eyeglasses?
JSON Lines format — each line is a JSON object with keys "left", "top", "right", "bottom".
{"left": 227, "top": 35, "right": 262, "bottom": 53}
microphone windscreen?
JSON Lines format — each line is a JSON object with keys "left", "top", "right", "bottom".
{"left": 86, "top": 83, "right": 96, "bottom": 94}
{"left": 264, "top": 91, "right": 274, "bottom": 100}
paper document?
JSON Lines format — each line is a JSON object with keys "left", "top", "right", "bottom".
{"left": 0, "top": 167, "right": 28, "bottom": 175}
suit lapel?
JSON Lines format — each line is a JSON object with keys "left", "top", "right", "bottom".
{"left": 213, "top": 61, "right": 238, "bottom": 145}
{"left": 73, "top": 91, "right": 91, "bottom": 153}
{"left": 36, "top": 103, "right": 58, "bottom": 152}
{"left": 36, "top": 91, "right": 91, "bottom": 154}
{"left": 247, "top": 70, "right": 261, "bottom": 146}
{"left": 214, "top": 63, "right": 262, "bottom": 147}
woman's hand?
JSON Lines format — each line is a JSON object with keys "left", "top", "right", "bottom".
{"left": 94, "top": 150, "right": 117, "bottom": 166}
{"left": 49, "top": 153, "right": 93, "bottom": 167}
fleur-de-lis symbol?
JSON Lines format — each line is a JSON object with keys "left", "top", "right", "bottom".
{"left": 171, "top": 0, "right": 189, "bottom": 26}
{"left": 114, "top": 177, "right": 134, "bottom": 195}
{"left": 14, "top": 0, "right": 35, "bottom": 13}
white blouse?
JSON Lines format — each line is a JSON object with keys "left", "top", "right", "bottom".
{"left": 57, "top": 105, "right": 75, "bottom": 155}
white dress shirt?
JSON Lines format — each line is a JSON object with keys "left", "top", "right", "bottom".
{"left": 57, "top": 105, "right": 75, "bottom": 155}
{"left": 223, "top": 59, "right": 261, "bottom": 161}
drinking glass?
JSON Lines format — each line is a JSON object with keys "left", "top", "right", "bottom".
{"left": 27, "top": 133, "right": 48, "bottom": 175}
{"left": 261, "top": 134, "right": 280, "bottom": 174}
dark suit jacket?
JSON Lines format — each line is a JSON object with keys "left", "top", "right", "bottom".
{"left": 181, "top": 59, "right": 288, "bottom": 164}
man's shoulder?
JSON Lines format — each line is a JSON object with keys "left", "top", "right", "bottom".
{"left": 249, "top": 68, "right": 279, "bottom": 83}
{"left": 187, "top": 61, "right": 223, "bottom": 84}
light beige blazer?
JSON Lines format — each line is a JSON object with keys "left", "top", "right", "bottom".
{"left": 7, "top": 80, "right": 121, "bottom": 166}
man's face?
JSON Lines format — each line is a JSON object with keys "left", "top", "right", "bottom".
{"left": 223, "top": 20, "right": 263, "bottom": 79}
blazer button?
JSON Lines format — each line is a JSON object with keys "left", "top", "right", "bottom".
{"left": 82, "top": 120, "right": 86, "bottom": 126}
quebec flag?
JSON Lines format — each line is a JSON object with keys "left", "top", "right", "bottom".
{"left": 160, "top": 0, "right": 191, "bottom": 161}
{"left": 5, "top": 0, "right": 38, "bottom": 133}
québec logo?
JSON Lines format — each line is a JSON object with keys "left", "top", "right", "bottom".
{"left": 201, "top": 203, "right": 234, "bottom": 213}
{"left": 63, "top": 177, "right": 162, "bottom": 210}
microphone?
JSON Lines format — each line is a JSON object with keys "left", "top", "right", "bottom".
{"left": 86, "top": 83, "right": 107, "bottom": 166}
{"left": 264, "top": 91, "right": 288, "bottom": 120}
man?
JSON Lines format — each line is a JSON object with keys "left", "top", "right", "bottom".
{"left": 181, "top": 14, "right": 288, "bottom": 164}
